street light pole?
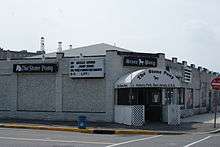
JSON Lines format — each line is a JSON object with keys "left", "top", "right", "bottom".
{"left": 214, "top": 91, "right": 219, "bottom": 128}
{"left": 214, "top": 103, "right": 217, "bottom": 128}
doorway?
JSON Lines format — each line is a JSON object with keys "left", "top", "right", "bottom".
{"left": 116, "top": 88, "right": 163, "bottom": 122}
{"left": 145, "top": 88, "right": 162, "bottom": 122}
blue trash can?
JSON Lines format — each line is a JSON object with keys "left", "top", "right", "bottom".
{"left": 78, "top": 116, "right": 87, "bottom": 129}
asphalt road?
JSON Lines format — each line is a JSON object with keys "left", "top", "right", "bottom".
{"left": 0, "top": 128, "right": 220, "bottom": 147}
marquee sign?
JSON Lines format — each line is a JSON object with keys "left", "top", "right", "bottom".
{"left": 115, "top": 68, "right": 181, "bottom": 88}
{"left": 123, "top": 56, "right": 157, "bottom": 67}
{"left": 13, "top": 63, "right": 58, "bottom": 73}
{"left": 69, "top": 58, "right": 104, "bottom": 78}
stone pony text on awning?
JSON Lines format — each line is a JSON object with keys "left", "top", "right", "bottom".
{"left": 115, "top": 68, "right": 181, "bottom": 88}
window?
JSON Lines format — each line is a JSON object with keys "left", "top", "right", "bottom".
{"left": 165, "top": 89, "right": 174, "bottom": 105}
{"left": 186, "top": 89, "right": 193, "bottom": 109}
{"left": 178, "top": 88, "right": 185, "bottom": 105}
{"left": 117, "top": 88, "right": 140, "bottom": 105}
{"left": 202, "top": 99, "right": 206, "bottom": 107}
{"left": 117, "top": 89, "right": 130, "bottom": 105}
{"left": 152, "top": 93, "right": 160, "bottom": 103}
{"left": 166, "top": 66, "right": 170, "bottom": 71}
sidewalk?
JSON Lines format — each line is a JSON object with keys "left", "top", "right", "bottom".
{"left": 0, "top": 113, "right": 220, "bottom": 135}
{"left": 182, "top": 112, "right": 220, "bottom": 124}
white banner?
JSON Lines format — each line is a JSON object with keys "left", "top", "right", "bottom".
{"left": 69, "top": 58, "right": 104, "bottom": 78}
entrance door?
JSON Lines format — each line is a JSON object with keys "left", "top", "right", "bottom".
{"left": 145, "top": 88, "right": 162, "bottom": 122}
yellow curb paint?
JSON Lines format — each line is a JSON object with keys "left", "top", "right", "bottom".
{"left": 1, "top": 125, "right": 93, "bottom": 134}
{"left": 1, "top": 124, "right": 159, "bottom": 135}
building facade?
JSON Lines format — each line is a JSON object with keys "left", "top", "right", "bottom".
{"left": 0, "top": 43, "right": 219, "bottom": 123}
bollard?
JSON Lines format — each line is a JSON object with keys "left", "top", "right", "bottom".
{"left": 78, "top": 116, "right": 87, "bottom": 129}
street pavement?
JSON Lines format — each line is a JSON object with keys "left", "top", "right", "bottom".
{"left": 0, "top": 127, "right": 220, "bottom": 147}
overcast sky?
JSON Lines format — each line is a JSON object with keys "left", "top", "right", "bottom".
{"left": 0, "top": 0, "right": 219, "bottom": 71}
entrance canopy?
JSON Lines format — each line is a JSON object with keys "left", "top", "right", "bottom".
{"left": 115, "top": 68, "right": 181, "bottom": 88}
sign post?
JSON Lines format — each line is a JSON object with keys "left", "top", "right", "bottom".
{"left": 211, "top": 77, "right": 220, "bottom": 128}
{"left": 214, "top": 100, "right": 217, "bottom": 128}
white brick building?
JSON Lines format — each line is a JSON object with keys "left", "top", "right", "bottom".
{"left": 0, "top": 43, "right": 219, "bottom": 123}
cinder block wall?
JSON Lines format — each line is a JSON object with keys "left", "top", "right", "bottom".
{"left": 0, "top": 57, "right": 107, "bottom": 122}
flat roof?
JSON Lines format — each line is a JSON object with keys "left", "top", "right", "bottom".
{"left": 30, "top": 43, "right": 133, "bottom": 58}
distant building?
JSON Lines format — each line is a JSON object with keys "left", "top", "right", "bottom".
{"left": 0, "top": 47, "right": 44, "bottom": 59}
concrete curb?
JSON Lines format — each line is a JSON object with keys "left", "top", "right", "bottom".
{"left": 115, "top": 130, "right": 159, "bottom": 135}
{"left": 208, "top": 128, "right": 220, "bottom": 134}
{"left": 0, "top": 124, "right": 186, "bottom": 135}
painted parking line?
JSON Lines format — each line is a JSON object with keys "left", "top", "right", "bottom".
{"left": 106, "top": 135, "right": 162, "bottom": 147}
{"left": 183, "top": 136, "right": 212, "bottom": 147}
{"left": 0, "top": 136, "right": 113, "bottom": 145}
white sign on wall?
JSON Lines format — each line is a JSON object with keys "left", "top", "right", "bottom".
{"left": 69, "top": 58, "right": 104, "bottom": 78}
{"left": 183, "top": 67, "right": 192, "bottom": 83}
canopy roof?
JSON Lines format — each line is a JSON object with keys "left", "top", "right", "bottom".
{"left": 115, "top": 68, "right": 181, "bottom": 88}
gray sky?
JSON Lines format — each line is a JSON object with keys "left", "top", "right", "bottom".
{"left": 0, "top": 0, "right": 219, "bottom": 71}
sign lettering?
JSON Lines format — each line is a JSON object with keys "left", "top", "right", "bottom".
{"left": 13, "top": 64, "right": 58, "bottom": 73}
{"left": 123, "top": 56, "right": 157, "bottom": 67}
{"left": 69, "top": 58, "right": 104, "bottom": 78}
